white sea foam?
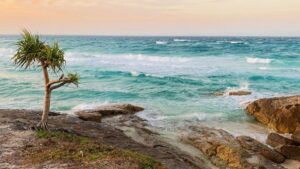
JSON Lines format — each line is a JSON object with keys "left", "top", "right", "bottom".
{"left": 229, "top": 41, "right": 243, "bottom": 44}
{"left": 246, "top": 57, "right": 272, "bottom": 64}
{"left": 156, "top": 41, "right": 167, "bottom": 45}
{"left": 66, "top": 52, "right": 190, "bottom": 64}
{"left": 120, "top": 54, "right": 189, "bottom": 63}
{"left": 130, "top": 71, "right": 141, "bottom": 77}
{"left": 0, "top": 48, "right": 14, "bottom": 57}
{"left": 258, "top": 67, "right": 271, "bottom": 70}
{"left": 173, "top": 39, "right": 191, "bottom": 42}
{"left": 65, "top": 51, "right": 242, "bottom": 78}
{"left": 71, "top": 102, "right": 110, "bottom": 111}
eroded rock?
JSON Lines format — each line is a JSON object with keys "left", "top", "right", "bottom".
{"left": 266, "top": 133, "right": 298, "bottom": 148}
{"left": 0, "top": 109, "right": 203, "bottom": 169}
{"left": 181, "top": 126, "right": 285, "bottom": 169}
{"left": 237, "top": 136, "right": 285, "bottom": 164}
{"left": 276, "top": 145, "right": 300, "bottom": 161}
{"left": 246, "top": 95, "right": 300, "bottom": 133}
{"left": 75, "top": 104, "right": 144, "bottom": 122}
{"left": 291, "top": 127, "right": 300, "bottom": 143}
{"left": 76, "top": 111, "right": 102, "bottom": 122}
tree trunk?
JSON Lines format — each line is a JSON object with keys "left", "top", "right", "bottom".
{"left": 38, "top": 64, "right": 51, "bottom": 129}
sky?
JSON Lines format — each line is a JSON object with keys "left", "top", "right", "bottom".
{"left": 0, "top": 0, "right": 300, "bottom": 36}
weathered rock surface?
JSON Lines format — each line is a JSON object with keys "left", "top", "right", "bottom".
{"left": 276, "top": 145, "right": 300, "bottom": 161}
{"left": 266, "top": 133, "right": 299, "bottom": 148}
{"left": 76, "top": 111, "right": 102, "bottom": 122}
{"left": 181, "top": 126, "right": 285, "bottom": 169}
{"left": 229, "top": 90, "right": 252, "bottom": 96}
{"left": 246, "top": 95, "right": 300, "bottom": 133}
{"left": 237, "top": 136, "right": 285, "bottom": 164}
{"left": 75, "top": 104, "right": 144, "bottom": 122}
{"left": 291, "top": 127, "right": 300, "bottom": 143}
{"left": 0, "top": 109, "right": 207, "bottom": 169}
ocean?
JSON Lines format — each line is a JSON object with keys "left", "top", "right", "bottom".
{"left": 1, "top": 36, "right": 300, "bottom": 138}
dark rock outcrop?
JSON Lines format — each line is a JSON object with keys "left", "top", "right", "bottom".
{"left": 237, "top": 136, "right": 285, "bottom": 164}
{"left": 229, "top": 90, "right": 252, "bottom": 96}
{"left": 291, "top": 127, "right": 300, "bottom": 143}
{"left": 266, "top": 133, "right": 299, "bottom": 148}
{"left": 246, "top": 95, "right": 300, "bottom": 133}
{"left": 75, "top": 104, "right": 144, "bottom": 122}
{"left": 276, "top": 145, "right": 300, "bottom": 161}
{"left": 181, "top": 126, "right": 285, "bottom": 169}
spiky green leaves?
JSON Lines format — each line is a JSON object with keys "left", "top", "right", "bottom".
{"left": 13, "top": 29, "right": 66, "bottom": 73}
{"left": 13, "top": 30, "right": 45, "bottom": 69}
{"left": 13, "top": 29, "right": 80, "bottom": 91}
{"left": 44, "top": 42, "right": 65, "bottom": 73}
{"left": 67, "top": 73, "right": 80, "bottom": 86}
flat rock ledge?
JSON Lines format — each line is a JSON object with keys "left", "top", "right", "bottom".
{"left": 246, "top": 95, "right": 300, "bottom": 133}
{"left": 181, "top": 126, "right": 286, "bottom": 169}
{"left": 0, "top": 108, "right": 210, "bottom": 169}
{"left": 74, "top": 104, "right": 144, "bottom": 122}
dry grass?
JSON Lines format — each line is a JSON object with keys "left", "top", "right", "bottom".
{"left": 22, "top": 129, "right": 167, "bottom": 169}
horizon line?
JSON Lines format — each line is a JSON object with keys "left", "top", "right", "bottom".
{"left": 0, "top": 33, "right": 300, "bottom": 38}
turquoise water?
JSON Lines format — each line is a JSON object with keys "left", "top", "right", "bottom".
{"left": 1, "top": 36, "right": 300, "bottom": 130}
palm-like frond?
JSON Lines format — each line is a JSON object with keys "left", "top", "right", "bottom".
{"left": 12, "top": 29, "right": 45, "bottom": 69}
{"left": 67, "top": 73, "right": 80, "bottom": 86}
{"left": 44, "top": 42, "right": 66, "bottom": 73}
{"left": 13, "top": 29, "right": 66, "bottom": 72}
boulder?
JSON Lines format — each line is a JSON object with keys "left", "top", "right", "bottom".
{"left": 181, "top": 126, "right": 253, "bottom": 169}
{"left": 276, "top": 145, "right": 300, "bottom": 161}
{"left": 237, "top": 136, "right": 285, "bottom": 164}
{"left": 229, "top": 90, "right": 252, "bottom": 96}
{"left": 246, "top": 95, "right": 300, "bottom": 133}
{"left": 181, "top": 126, "right": 285, "bottom": 169}
{"left": 267, "top": 133, "right": 299, "bottom": 147}
{"left": 291, "top": 127, "right": 300, "bottom": 143}
{"left": 76, "top": 111, "right": 102, "bottom": 122}
{"left": 75, "top": 104, "right": 144, "bottom": 122}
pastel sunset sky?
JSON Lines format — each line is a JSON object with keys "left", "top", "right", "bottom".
{"left": 1, "top": 0, "right": 300, "bottom": 36}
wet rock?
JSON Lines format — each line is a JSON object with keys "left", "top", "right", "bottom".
{"left": 237, "top": 136, "right": 285, "bottom": 164}
{"left": 276, "top": 145, "right": 300, "bottom": 161}
{"left": 246, "top": 95, "right": 300, "bottom": 133}
{"left": 266, "top": 133, "right": 298, "bottom": 148}
{"left": 181, "top": 126, "right": 285, "bottom": 169}
{"left": 74, "top": 104, "right": 144, "bottom": 122}
{"left": 229, "top": 90, "right": 252, "bottom": 96}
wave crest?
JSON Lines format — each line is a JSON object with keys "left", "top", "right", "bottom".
{"left": 173, "top": 39, "right": 191, "bottom": 42}
{"left": 0, "top": 48, "right": 14, "bottom": 57}
{"left": 156, "top": 41, "right": 167, "bottom": 45}
{"left": 246, "top": 57, "right": 272, "bottom": 64}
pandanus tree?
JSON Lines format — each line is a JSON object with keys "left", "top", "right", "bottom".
{"left": 13, "top": 30, "right": 79, "bottom": 129}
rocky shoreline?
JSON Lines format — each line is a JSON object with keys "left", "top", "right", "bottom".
{"left": 0, "top": 108, "right": 211, "bottom": 169}
{"left": 0, "top": 95, "right": 300, "bottom": 169}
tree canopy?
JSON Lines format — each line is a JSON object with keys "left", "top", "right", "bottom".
{"left": 13, "top": 29, "right": 79, "bottom": 85}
